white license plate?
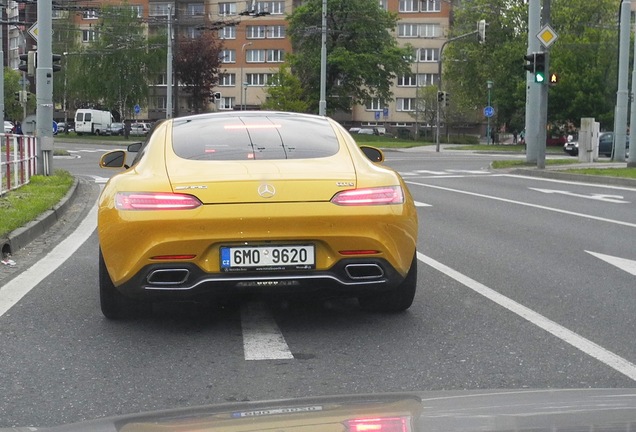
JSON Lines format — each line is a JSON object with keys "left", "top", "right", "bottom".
{"left": 221, "top": 245, "right": 315, "bottom": 271}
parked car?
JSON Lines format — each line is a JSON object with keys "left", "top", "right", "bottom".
{"left": 97, "top": 111, "right": 418, "bottom": 319}
{"left": 129, "top": 122, "right": 150, "bottom": 136}
{"left": 106, "top": 122, "right": 125, "bottom": 136}
{"left": 4, "top": 120, "right": 14, "bottom": 134}
{"left": 56, "top": 122, "right": 75, "bottom": 133}
{"left": 564, "top": 132, "right": 630, "bottom": 157}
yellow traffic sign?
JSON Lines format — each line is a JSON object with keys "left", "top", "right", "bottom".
{"left": 537, "top": 25, "right": 558, "bottom": 48}
{"left": 28, "top": 22, "right": 39, "bottom": 41}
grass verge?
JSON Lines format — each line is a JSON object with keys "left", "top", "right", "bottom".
{"left": 565, "top": 167, "right": 636, "bottom": 178}
{"left": 491, "top": 159, "right": 580, "bottom": 169}
{"left": 0, "top": 170, "right": 75, "bottom": 238}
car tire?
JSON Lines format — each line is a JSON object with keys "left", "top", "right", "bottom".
{"left": 99, "top": 248, "right": 147, "bottom": 319}
{"left": 358, "top": 254, "right": 417, "bottom": 313}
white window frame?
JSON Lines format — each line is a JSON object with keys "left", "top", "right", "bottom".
{"left": 397, "top": 74, "right": 417, "bottom": 87}
{"left": 419, "top": 24, "right": 440, "bottom": 38}
{"left": 219, "top": 2, "right": 237, "bottom": 16}
{"left": 365, "top": 98, "right": 385, "bottom": 111}
{"left": 399, "top": 0, "right": 417, "bottom": 12}
{"left": 187, "top": 3, "right": 204, "bottom": 16}
{"left": 420, "top": 0, "right": 441, "bottom": 12}
{"left": 396, "top": 98, "right": 415, "bottom": 112}
{"left": 247, "top": 73, "right": 274, "bottom": 86}
{"left": 267, "top": 25, "right": 286, "bottom": 38}
{"left": 149, "top": 3, "right": 174, "bottom": 17}
{"left": 219, "top": 97, "right": 235, "bottom": 110}
{"left": 83, "top": 10, "right": 98, "bottom": 19}
{"left": 219, "top": 74, "right": 236, "bottom": 86}
{"left": 221, "top": 49, "right": 236, "bottom": 63}
{"left": 219, "top": 26, "right": 236, "bottom": 39}
{"left": 267, "top": 49, "right": 284, "bottom": 63}
{"left": 82, "top": 29, "right": 98, "bottom": 42}
{"left": 418, "top": 48, "right": 439, "bottom": 62}
{"left": 398, "top": 23, "right": 418, "bottom": 38}
{"left": 246, "top": 25, "right": 266, "bottom": 39}
{"left": 246, "top": 49, "right": 266, "bottom": 63}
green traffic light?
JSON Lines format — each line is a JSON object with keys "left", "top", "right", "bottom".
{"left": 535, "top": 72, "right": 545, "bottom": 83}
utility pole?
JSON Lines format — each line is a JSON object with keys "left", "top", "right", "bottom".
{"left": 318, "top": 0, "right": 327, "bottom": 116}
{"left": 613, "top": 0, "right": 630, "bottom": 162}
{"left": 166, "top": 4, "right": 173, "bottom": 119}
{"left": 36, "top": 0, "right": 54, "bottom": 175}
{"left": 524, "top": 0, "right": 543, "bottom": 166}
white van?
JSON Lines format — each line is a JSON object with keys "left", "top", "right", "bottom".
{"left": 74, "top": 109, "right": 113, "bottom": 135}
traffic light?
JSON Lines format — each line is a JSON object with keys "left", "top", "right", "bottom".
{"left": 477, "top": 20, "right": 486, "bottom": 44}
{"left": 549, "top": 72, "right": 559, "bottom": 85}
{"left": 14, "top": 91, "right": 21, "bottom": 102}
{"left": 18, "top": 52, "right": 35, "bottom": 76}
{"left": 437, "top": 91, "right": 444, "bottom": 102}
{"left": 444, "top": 92, "right": 450, "bottom": 106}
{"left": 523, "top": 53, "right": 536, "bottom": 73}
{"left": 534, "top": 52, "right": 546, "bottom": 83}
{"left": 52, "top": 54, "right": 62, "bottom": 72}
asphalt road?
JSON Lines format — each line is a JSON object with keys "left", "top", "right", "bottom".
{"left": 1, "top": 144, "right": 635, "bottom": 428}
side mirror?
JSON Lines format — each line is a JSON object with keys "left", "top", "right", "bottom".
{"left": 360, "top": 145, "right": 384, "bottom": 163}
{"left": 127, "top": 142, "right": 143, "bottom": 152}
{"left": 100, "top": 150, "right": 127, "bottom": 169}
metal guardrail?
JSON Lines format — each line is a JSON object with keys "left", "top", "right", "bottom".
{"left": 0, "top": 134, "right": 37, "bottom": 197}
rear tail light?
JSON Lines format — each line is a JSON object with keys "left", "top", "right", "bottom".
{"left": 331, "top": 186, "right": 404, "bottom": 206}
{"left": 344, "top": 416, "right": 410, "bottom": 432}
{"left": 115, "top": 192, "right": 202, "bottom": 210}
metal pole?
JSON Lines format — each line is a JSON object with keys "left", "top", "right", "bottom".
{"left": 241, "top": 42, "right": 252, "bottom": 110}
{"left": 627, "top": 3, "right": 636, "bottom": 167}
{"left": 487, "top": 80, "right": 493, "bottom": 144}
{"left": 414, "top": 49, "right": 419, "bottom": 140}
{"left": 613, "top": 0, "right": 630, "bottom": 162}
{"left": 0, "top": 4, "right": 5, "bottom": 124}
{"left": 166, "top": 4, "right": 173, "bottom": 118}
{"left": 524, "top": 0, "right": 541, "bottom": 164}
{"left": 36, "top": 0, "right": 54, "bottom": 175}
{"left": 318, "top": 0, "right": 327, "bottom": 116}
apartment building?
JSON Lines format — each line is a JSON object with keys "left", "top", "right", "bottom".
{"left": 3, "top": 0, "right": 451, "bottom": 130}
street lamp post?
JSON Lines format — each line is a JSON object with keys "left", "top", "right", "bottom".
{"left": 486, "top": 80, "right": 493, "bottom": 144}
{"left": 414, "top": 48, "right": 420, "bottom": 140}
{"left": 240, "top": 42, "right": 252, "bottom": 110}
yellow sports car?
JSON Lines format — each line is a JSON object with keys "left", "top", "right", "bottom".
{"left": 98, "top": 111, "right": 418, "bottom": 319}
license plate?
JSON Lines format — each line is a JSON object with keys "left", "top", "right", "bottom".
{"left": 220, "top": 245, "right": 315, "bottom": 271}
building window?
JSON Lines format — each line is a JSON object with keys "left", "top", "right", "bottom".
{"left": 246, "top": 25, "right": 266, "bottom": 39}
{"left": 184, "top": 26, "right": 202, "bottom": 38}
{"left": 149, "top": 3, "right": 174, "bottom": 16}
{"left": 267, "top": 25, "right": 286, "bottom": 38}
{"left": 398, "top": 23, "right": 441, "bottom": 38}
{"left": 247, "top": 73, "right": 274, "bottom": 86}
{"left": 399, "top": 0, "right": 417, "bottom": 12}
{"left": 151, "top": 96, "right": 167, "bottom": 110}
{"left": 187, "top": 3, "right": 204, "bottom": 16}
{"left": 82, "top": 9, "right": 98, "bottom": 19}
{"left": 397, "top": 74, "right": 417, "bottom": 87}
{"left": 256, "top": 1, "right": 284, "bottom": 15}
{"left": 378, "top": 0, "right": 388, "bottom": 10}
{"left": 82, "top": 29, "right": 98, "bottom": 42}
{"left": 221, "top": 49, "right": 236, "bottom": 63}
{"left": 246, "top": 49, "right": 266, "bottom": 63}
{"left": 419, "top": 23, "right": 441, "bottom": 38}
{"left": 365, "top": 98, "right": 385, "bottom": 111}
{"left": 219, "top": 74, "right": 236, "bottom": 86}
{"left": 417, "top": 73, "right": 438, "bottom": 86}
{"left": 267, "top": 49, "right": 284, "bottom": 63}
{"left": 219, "top": 2, "right": 236, "bottom": 16}
{"left": 421, "top": 0, "right": 441, "bottom": 12}
{"left": 219, "top": 97, "right": 235, "bottom": 110}
{"left": 418, "top": 48, "right": 439, "bottom": 62}
{"left": 220, "top": 26, "right": 236, "bottom": 39}
{"left": 396, "top": 98, "right": 415, "bottom": 111}
{"left": 156, "top": 73, "right": 168, "bottom": 85}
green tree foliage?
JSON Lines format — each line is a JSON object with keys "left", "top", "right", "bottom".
{"left": 287, "top": 0, "right": 412, "bottom": 114}
{"left": 52, "top": 9, "right": 82, "bottom": 123}
{"left": 173, "top": 32, "right": 223, "bottom": 114}
{"left": 4, "top": 68, "right": 33, "bottom": 122}
{"left": 73, "top": 5, "right": 165, "bottom": 120}
{"left": 444, "top": 0, "right": 618, "bottom": 133}
{"left": 261, "top": 65, "right": 311, "bottom": 113}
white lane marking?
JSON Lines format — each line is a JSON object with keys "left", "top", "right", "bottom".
{"left": 417, "top": 252, "right": 636, "bottom": 381}
{"left": 414, "top": 201, "right": 432, "bottom": 207}
{"left": 529, "top": 188, "right": 629, "bottom": 204}
{"left": 586, "top": 251, "right": 636, "bottom": 276}
{"left": 87, "top": 175, "right": 110, "bottom": 184}
{"left": 0, "top": 202, "right": 98, "bottom": 317}
{"left": 241, "top": 301, "right": 294, "bottom": 361}
{"left": 406, "top": 181, "right": 636, "bottom": 229}
{"left": 503, "top": 174, "right": 636, "bottom": 192}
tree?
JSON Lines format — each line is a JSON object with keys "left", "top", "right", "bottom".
{"left": 73, "top": 5, "right": 165, "bottom": 120}
{"left": 261, "top": 65, "right": 311, "bottom": 113}
{"left": 4, "top": 68, "right": 35, "bottom": 122}
{"left": 444, "top": 0, "right": 619, "bottom": 133}
{"left": 173, "top": 32, "right": 223, "bottom": 114}
{"left": 287, "top": 0, "right": 412, "bottom": 114}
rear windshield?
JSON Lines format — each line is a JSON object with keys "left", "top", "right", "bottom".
{"left": 171, "top": 113, "right": 339, "bottom": 160}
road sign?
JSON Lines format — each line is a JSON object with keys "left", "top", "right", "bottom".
{"left": 374, "top": 111, "right": 380, "bottom": 120}
{"left": 28, "top": 22, "right": 39, "bottom": 41}
{"left": 52, "top": 121, "right": 58, "bottom": 134}
{"left": 134, "top": 104, "right": 141, "bottom": 114}
{"left": 383, "top": 108, "right": 389, "bottom": 118}
{"left": 484, "top": 106, "right": 495, "bottom": 118}
{"left": 537, "top": 25, "right": 558, "bottom": 48}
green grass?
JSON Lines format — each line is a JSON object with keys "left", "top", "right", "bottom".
{"left": 491, "top": 159, "right": 580, "bottom": 169}
{"left": 0, "top": 170, "right": 75, "bottom": 238}
{"left": 447, "top": 144, "right": 564, "bottom": 154}
{"left": 565, "top": 167, "right": 636, "bottom": 178}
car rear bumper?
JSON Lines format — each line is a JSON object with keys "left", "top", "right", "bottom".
{"left": 113, "top": 257, "right": 407, "bottom": 300}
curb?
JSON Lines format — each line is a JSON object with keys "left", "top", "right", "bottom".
{"left": 1, "top": 178, "right": 80, "bottom": 258}
{"left": 508, "top": 168, "right": 636, "bottom": 188}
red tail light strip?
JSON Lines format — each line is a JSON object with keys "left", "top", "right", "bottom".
{"left": 331, "top": 186, "right": 404, "bottom": 206}
{"left": 115, "top": 192, "right": 202, "bottom": 210}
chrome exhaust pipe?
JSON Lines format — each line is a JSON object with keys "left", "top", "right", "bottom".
{"left": 147, "top": 269, "right": 190, "bottom": 285}
{"left": 345, "top": 264, "right": 384, "bottom": 280}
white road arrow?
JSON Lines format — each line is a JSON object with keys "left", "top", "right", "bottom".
{"left": 586, "top": 251, "right": 636, "bottom": 276}
{"left": 529, "top": 188, "right": 630, "bottom": 204}
{"left": 414, "top": 201, "right": 432, "bottom": 207}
